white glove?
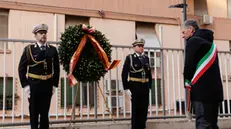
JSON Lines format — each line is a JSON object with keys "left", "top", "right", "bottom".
{"left": 126, "top": 90, "right": 131, "bottom": 99}
{"left": 24, "top": 85, "right": 30, "bottom": 98}
{"left": 52, "top": 86, "right": 56, "bottom": 94}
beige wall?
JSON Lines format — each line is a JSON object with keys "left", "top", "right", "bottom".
{"left": 161, "top": 24, "right": 182, "bottom": 49}
{"left": 56, "top": 14, "right": 65, "bottom": 41}
{"left": 187, "top": 0, "right": 195, "bottom": 15}
{"left": 8, "top": 10, "right": 54, "bottom": 40}
{"left": 207, "top": 0, "right": 228, "bottom": 18}
{"left": 90, "top": 18, "right": 135, "bottom": 46}
{"left": 2, "top": 0, "right": 181, "bottom": 18}
{"left": 215, "top": 40, "right": 230, "bottom": 51}
{"left": 8, "top": 10, "right": 65, "bottom": 41}
{"left": 205, "top": 17, "right": 231, "bottom": 40}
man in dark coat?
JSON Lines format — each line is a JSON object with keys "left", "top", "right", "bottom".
{"left": 182, "top": 20, "right": 223, "bottom": 129}
{"left": 18, "top": 23, "right": 60, "bottom": 129}
{"left": 121, "top": 38, "right": 152, "bottom": 129}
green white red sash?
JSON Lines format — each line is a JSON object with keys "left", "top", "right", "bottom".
{"left": 185, "top": 43, "right": 217, "bottom": 88}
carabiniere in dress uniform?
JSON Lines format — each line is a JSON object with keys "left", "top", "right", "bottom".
{"left": 18, "top": 23, "right": 60, "bottom": 129}
{"left": 121, "top": 38, "right": 152, "bottom": 129}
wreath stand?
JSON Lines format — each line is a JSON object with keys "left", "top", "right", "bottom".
{"left": 68, "top": 81, "right": 115, "bottom": 128}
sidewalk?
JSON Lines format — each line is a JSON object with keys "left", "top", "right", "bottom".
{"left": 3, "top": 118, "right": 231, "bottom": 129}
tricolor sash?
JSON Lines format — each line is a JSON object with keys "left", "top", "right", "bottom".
{"left": 185, "top": 43, "right": 217, "bottom": 113}
{"left": 185, "top": 43, "right": 217, "bottom": 87}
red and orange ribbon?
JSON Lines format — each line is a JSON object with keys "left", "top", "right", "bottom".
{"left": 67, "top": 25, "right": 120, "bottom": 87}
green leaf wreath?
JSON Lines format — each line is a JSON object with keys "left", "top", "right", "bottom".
{"left": 58, "top": 24, "right": 112, "bottom": 83}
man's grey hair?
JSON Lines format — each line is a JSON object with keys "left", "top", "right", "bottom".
{"left": 183, "top": 20, "right": 199, "bottom": 31}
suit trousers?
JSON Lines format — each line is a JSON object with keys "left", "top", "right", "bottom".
{"left": 130, "top": 83, "right": 149, "bottom": 129}
{"left": 193, "top": 101, "right": 220, "bottom": 129}
{"left": 28, "top": 91, "right": 52, "bottom": 129}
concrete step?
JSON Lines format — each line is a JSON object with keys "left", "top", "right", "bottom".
{"left": 3, "top": 118, "right": 231, "bottom": 129}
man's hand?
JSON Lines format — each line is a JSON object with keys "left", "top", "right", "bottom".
{"left": 52, "top": 86, "right": 56, "bottom": 94}
{"left": 126, "top": 90, "right": 131, "bottom": 99}
{"left": 185, "top": 81, "right": 191, "bottom": 91}
{"left": 185, "top": 85, "right": 191, "bottom": 91}
{"left": 24, "top": 85, "right": 30, "bottom": 98}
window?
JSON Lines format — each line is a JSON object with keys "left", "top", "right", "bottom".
{"left": 135, "top": 22, "right": 161, "bottom": 48}
{"left": 151, "top": 79, "right": 162, "bottom": 105}
{"left": 105, "top": 80, "right": 123, "bottom": 92}
{"left": 0, "top": 9, "right": 8, "bottom": 49}
{"left": 65, "top": 15, "right": 89, "bottom": 28}
{"left": 0, "top": 77, "right": 13, "bottom": 110}
{"left": 228, "top": 0, "right": 231, "bottom": 18}
{"left": 194, "top": 0, "right": 208, "bottom": 16}
{"left": 60, "top": 78, "right": 94, "bottom": 108}
{"left": 105, "top": 80, "right": 124, "bottom": 110}
{"left": 144, "top": 51, "right": 161, "bottom": 68}
{"left": 136, "top": 22, "right": 161, "bottom": 68}
{"left": 229, "top": 41, "right": 231, "bottom": 51}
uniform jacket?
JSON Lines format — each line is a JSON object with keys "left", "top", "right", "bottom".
{"left": 18, "top": 43, "right": 60, "bottom": 89}
{"left": 184, "top": 29, "right": 223, "bottom": 102}
{"left": 121, "top": 53, "right": 152, "bottom": 90}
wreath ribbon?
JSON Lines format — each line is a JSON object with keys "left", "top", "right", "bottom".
{"left": 67, "top": 25, "right": 120, "bottom": 86}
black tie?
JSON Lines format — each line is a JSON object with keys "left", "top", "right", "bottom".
{"left": 139, "top": 56, "right": 144, "bottom": 64}
{"left": 41, "top": 45, "right": 46, "bottom": 51}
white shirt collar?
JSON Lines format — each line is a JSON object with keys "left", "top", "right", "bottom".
{"left": 35, "top": 42, "right": 48, "bottom": 48}
{"left": 135, "top": 52, "right": 144, "bottom": 57}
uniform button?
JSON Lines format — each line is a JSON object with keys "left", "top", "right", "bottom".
{"left": 45, "top": 72, "right": 47, "bottom": 74}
